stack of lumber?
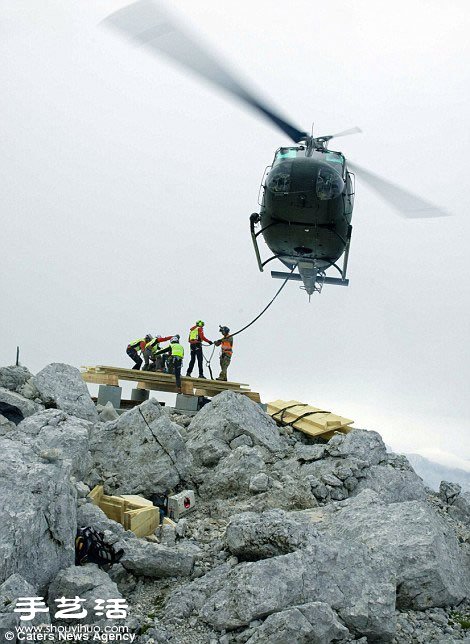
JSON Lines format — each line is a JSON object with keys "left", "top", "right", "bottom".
{"left": 88, "top": 485, "right": 159, "bottom": 538}
{"left": 81, "top": 365, "right": 260, "bottom": 401}
{"left": 267, "top": 399, "right": 354, "bottom": 440}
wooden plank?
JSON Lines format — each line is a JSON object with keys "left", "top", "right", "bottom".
{"left": 100, "top": 497, "right": 125, "bottom": 524}
{"left": 82, "top": 373, "right": 119, "bottom": 386}
{"left": 119, "top": 494, "right": 154, "bottom": 510}
{"left": 86, "top": 365, "right": 250, "bottom": 389}
{"left": 124, "top": 507, "right": 159, "bottom": 537}
{"left": 267, "top": 399, "right": 353, "bottom": 439}
{"left": 88, "top": 485, "right": 104, "bottom": 505}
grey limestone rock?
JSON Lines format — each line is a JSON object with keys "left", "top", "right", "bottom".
{"left": 0, "top": 438, "right": 76, "bottom": 591}
{"left": 294, "top": 443, "right": 327, "bottom": 462}
{"left": 0, "top": 366, "right": 34, "bottom": 392}
{"left": 448, "top": 491, "right": 470, "bottom": 524}
{"left": 117, "top": 538, "right": 196, "bottom": 578}
{"left": 186, "top": 390, "right": 287, "bottom": 467}
{"left": 0, "top": 413, "right": 15, "bottom": 435}
{"left": 48, "top": 564, "right": 122, "bottom": 624}
{"left": 12, "top": 409, "right": 92, "bottom": 480}
{"left": 249, "top": 472, "right": 269, "bottom": 493}
{"left": 33, "top": 363, "right": 98, "bottom": 422}
{"left": 0, "top": 387, "right": 44, "bottom": 425}
{"left": 312, "top": 489, "right": 469, "bottom": 610}
{"left": 99, "top": 401, "right": 120, "bottom": 422}
{"left": 198, "top": 446, "right": 266, "bottom": 499}
{"left": 246, "top": 602, "right": 349, "bottom": 644}
{"left": 439, "top": 480, "right": 462, "bottom": 504}
{"left": 326, "top": 429, "right": 387, "bottom": 466}
{"left": 0, "top": 574, "right": 51, "bottom": 627}
{"left": 352, "top": 464, "right": 427, "bottom": 503}
{"left": 77, "top": 503, "right": 131, "bottom": 540}
{"left": 89, "top": 399, "right": 192, "bottom": 496}
{"left": 198, "top": 541, "right": 395, "bottom": 640}
{"left": 225, "top": 510, "right": 315, "bottom": 560}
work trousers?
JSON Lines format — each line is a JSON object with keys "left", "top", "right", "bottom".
{"left": 218, "top": 353, "right": 232, "bottom": 381}
{"left": 169, "top": 357, "right": 182, "bottom": 388}
{"left": 142, "top": 348, "right": 154, "bottom": 371}
{"left": 126, "top": 346, "right": 142, "bottom": 370}
{"left": 187, "top": 343, "right": 204, "bottom": 377}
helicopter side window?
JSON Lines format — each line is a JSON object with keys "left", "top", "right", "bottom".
{"left": 316, "top": 167, "right": 345, "bottom": 200}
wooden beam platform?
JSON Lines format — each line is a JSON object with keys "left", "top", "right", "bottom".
{"left": 81, "top": 365, "right": 260, "bottom": 401}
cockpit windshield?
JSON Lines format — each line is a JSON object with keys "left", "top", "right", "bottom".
{"left": 273, "top": 147, "right": 304, "bottom": 166}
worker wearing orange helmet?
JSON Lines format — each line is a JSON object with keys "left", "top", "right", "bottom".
{"left": 186, "top": 320, "right": 212, "bottom": 379}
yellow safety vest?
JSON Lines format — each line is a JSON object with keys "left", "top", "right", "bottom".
{"left": 170, "top": 343, "right": 184, "bottom": 358}
{"left": 129, "top": 338, "right": 145, "bottom": 351}
{"left": 146, "top": 338, "right": 161, "bottom": 354}
{"left": 189, "top": 327, "right": 200, "bottom": 342}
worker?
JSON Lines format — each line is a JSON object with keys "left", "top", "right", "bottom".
{"left": 215, "top": 325, "right": 233, "bottom": 381}
{"left": 154, "top": 335, "right": 185, "bottom": 393}
{"left": 126, "top": 334, "right": 152, "bottom": 370}
{"left": 143, "top": 334, "right": 174, "bottom": 371}
{"left": 186, "top": 320, "right": 212, "bottom": 379}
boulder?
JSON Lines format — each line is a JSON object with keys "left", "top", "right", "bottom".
{"left": 352, "top": 464, "right": 427, "bottom": 503}
{"left": 225, "top": 510, "right": 315, "bottom": 560}
{"left": 33, "top": 363, "right": 98, "bottom": 422}
{"left": 0, "top": 438, "right": 76, "bottom": 591}
{"left": 198, "top": 446, "right": 266, "bottom": 499}
{"left": 246, "top": 602, "right": 349, "bottom": 644}
{"left": 311, "top": 489, "right": 469, "bottom": 609}
{"left": 12, "top": 410, "right": 92, "bottom": 480}
{"left": 48, "top": 564, "right": 123, "bottom": 624}
{"left": 0, "top": 387, "right": 44, "bottom": 425}
{"left": 198, "top": 541, "right": 395, "bottom": 640}
{"left": 448, "top": 491, "right": 470, "bottom": 524}
{"left": 439, "top": 480, "right": 462, "bottom": 504}
{"left": 0, "top": 414, "right": 15, "bottom": 435}
{"left": 89, "top": 399, "right": 192, "bottom": 496}
{"left": 186, "top": 391, "right": 287, "bottom": 467}
{"left": 117, "top": 538, "right": 196, "bottom": 578}
{"left": 0, "top": 366, "right": 34, "bottom": 392}
{"left": 0, "top": 574, "right": 51, "bottom": 628}
{"left": 77, "top": 503, "right": 131, "bottom": 540}
{"left": 325, "top": 429, "right": 387, "bottom": 466}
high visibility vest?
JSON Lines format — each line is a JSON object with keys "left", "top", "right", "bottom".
{"left": 170, "top": 343, "right": 184, "bottom": 358}
{"left": 220, "top": 338, "right": 233, "bottom": 356}
{"left": 129, "top": 338, "right": 145, "bottom": 352}
{"left": 189, "top": 327, "right": 200, "bottom": 342}
{"left": 146, "top": 338, "right": 161, "bottom": 354}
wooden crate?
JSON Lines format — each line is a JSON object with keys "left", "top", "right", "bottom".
{"left": 88, "top": 486, "right": 159, "bottom": 537}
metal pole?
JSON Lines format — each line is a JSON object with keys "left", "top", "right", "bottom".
{"left": 16, "top": 346, "right": 19, "bottom": 366}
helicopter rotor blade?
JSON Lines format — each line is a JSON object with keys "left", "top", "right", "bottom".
{"left": 103, "top": 0, "right": 307, "bottom": 143}
{"left": 327, "top": 126, "right": 362, "bottom": 139}
{"left": 348, "top": 161, "right": 450, "bottom": 219}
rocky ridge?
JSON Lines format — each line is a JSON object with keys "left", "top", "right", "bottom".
{"left": 0, "top": 362, "right": 470, "bottom": 643}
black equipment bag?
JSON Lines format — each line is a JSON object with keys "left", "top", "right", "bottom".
{"left": 75, "top": 526, "right": 124, "bottom": 568}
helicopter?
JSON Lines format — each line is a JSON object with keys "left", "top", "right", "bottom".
{"left": 105, "top": 0, "right": 448, "bottom": 298}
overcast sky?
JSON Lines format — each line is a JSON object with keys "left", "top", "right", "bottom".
{"left": 1, "top": 0, "right": 469, "bottom": 469}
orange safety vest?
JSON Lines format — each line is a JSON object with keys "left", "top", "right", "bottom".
{"left": 220, "top": 338, "right": 233, "bottom": 356}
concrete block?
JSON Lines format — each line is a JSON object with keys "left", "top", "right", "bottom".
{"left": 167, "top": 490, "right": 196, "bottom": 521}
{"left": 175, "top": 394, "right": 200, "bottom": 412}
{"left": 97, "top": 385, "right": 122, "bottom": 409}
{"left": 131, "top": 388, "right": 149, "bottom": 402}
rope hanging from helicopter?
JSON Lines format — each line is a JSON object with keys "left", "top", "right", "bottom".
{"left": 201, "top": 263, "right": 297, "bottom": 371}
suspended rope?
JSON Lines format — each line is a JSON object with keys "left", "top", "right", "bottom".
{"left": 201, "top": 264, "right": 296, "bottom": 376}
